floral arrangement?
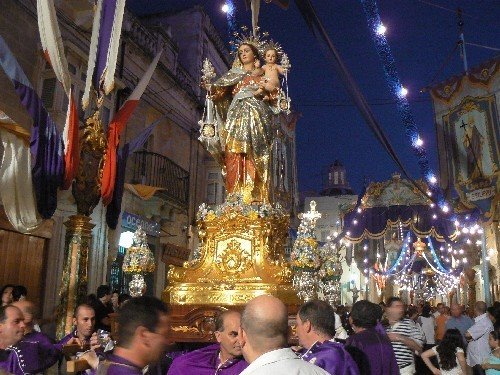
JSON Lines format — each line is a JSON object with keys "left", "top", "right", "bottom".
{"left": 196, "top": 193, "right": 285, "bottom": 222}
{"left": 317, "top": 242, "right": 344, "bottom": 281}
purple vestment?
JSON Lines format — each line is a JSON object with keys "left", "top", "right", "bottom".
{"left": 24, "top": 330, "right": 60, "bottom": 365}
{"left": 300, "top": 340, "right": 360, "bottom": 375}
{"left": 55, "top": 329, "right": 80, "bottom": 352}
{"left": 345, "top": 328, "right": 399, "bottom": 375}
{"left": 97, "top": 353, "right": 143, "bottom": 375}
{"left": 167, "top": 344, "right": 248, "bottom": 375}
{"left": 0, "top": 336, "right": 59, "bottom": 375}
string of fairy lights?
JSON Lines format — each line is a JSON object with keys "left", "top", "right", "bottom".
{"left": 360, "top": 0, "right": 446, "bottom": 210}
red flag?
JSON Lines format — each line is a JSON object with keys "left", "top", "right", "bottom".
{"left": 100, "top": 50, "right": 162, "bottom": 205}
{"left": 62, "top": 88, "right": 79, "bottom": 189}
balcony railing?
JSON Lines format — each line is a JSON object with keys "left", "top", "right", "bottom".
{"left": 127, "top": 151, "right": 189, "bottom": 207}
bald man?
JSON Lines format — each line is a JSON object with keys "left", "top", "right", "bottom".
{"left": 238, "top": 295, "right": 328, "bottom": 375}
{"left": 11, "top": 300, "right": 59, "bottom": 368}
{"left": 168, "top": 310, "right": 247, "bottom": 374}
{"left": 445, "top": 303, "right": 473, "bottom": 346}
{"left": 465, "top": 301, "right": 493, "bottom": 375}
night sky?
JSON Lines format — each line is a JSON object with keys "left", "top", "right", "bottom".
{"left": 129, "top": 0, "right": 499, "bottom": 194}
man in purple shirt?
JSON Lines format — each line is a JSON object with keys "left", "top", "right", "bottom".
{"left": 96, "top": 296, "right": 170, "bottom": 374}
{"left": 297, "top": 300, "right": 360, "bottom": 375}
{"left": 345, "top": 300, "right": 399, "bottom": 375}
{"left": 0, "top": 304, "right": 59, "bottom": 374}
{"left": 12, "top": 300, "right": 59, "bottom": 369}
{"left": 167, "top": 310, "right": 248, "bottom": 374}
{"left": 56, "top": 303, "right": 99, "bottom": 351}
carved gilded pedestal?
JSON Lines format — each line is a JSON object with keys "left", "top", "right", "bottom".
{"left": 163, "top": 200, "right": 300, "bottom": 341}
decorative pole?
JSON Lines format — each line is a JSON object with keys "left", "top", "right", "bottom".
{"left": 56, "top": 111, "right": 107, "bottom": 339}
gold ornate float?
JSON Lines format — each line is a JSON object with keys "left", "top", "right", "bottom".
{"left": 163, "top": 194, "right": 298, "bottom": 307}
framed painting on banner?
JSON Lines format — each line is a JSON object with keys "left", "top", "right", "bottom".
{"left": 442, "top": 95, "right": 499, "bottom": 221}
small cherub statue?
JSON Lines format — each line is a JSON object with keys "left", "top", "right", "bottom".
{"left": 253, "top": 47, "right": 286, "bottom": 101}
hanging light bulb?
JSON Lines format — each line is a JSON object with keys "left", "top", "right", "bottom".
{"left": 376, "top": 22, "right": 387, "bottom": 36}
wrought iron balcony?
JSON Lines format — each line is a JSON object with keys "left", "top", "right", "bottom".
{"left": 127, "top": 151, "right": 189, "bottom": 207}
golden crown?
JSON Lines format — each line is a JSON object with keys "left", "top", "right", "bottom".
{"left": 262, "top": 40, "right": 285, "bottom": 60}
{"left": 229, "top": 26, "right": 269, "bottom": 57}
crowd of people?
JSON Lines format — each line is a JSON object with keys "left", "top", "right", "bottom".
{"left": 1, "top": 283, "right": 500, "bottom": 375}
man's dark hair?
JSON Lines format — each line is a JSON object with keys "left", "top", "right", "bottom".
{"left": 421, "top": 303, "right": 432, "bottom": 318}
{"left": 386, "top": 297, "right": 402, "bottom": 307}
{"left": 118, "top": 293, "right": 131, "bottom": 306}
{"left": 214, "top": 310, "right": 239, "bottom": 332}
{"left": 74, "top": 304, "right": 95, "bottom": 318}
{"left": 117, "top": 296, "right": 169, "bottom": 347}
{"left": 12, "top": 285, "right": 27, "bottom": 302}
{"left": 298, "top": 300, "right": 336, "bottom": 338}
{"left": 350, "top": 300, "right": 380, "bottom": 328}
{"left": 96, "top": 285, "right": 111, "bottom": 299}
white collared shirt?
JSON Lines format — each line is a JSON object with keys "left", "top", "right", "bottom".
{"left": 239, "top": 348, "right": 329, "bottom": 375}
{"left": 466, "top": 313, "right": 494, "bottom": 366}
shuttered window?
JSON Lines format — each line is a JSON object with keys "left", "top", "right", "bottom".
{"left": 41, "top": 77, "right": 56, "bottom": 109}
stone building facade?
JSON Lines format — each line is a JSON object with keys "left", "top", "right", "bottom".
{"left": 0, "top": 0, "right": 230, "bottom": 330}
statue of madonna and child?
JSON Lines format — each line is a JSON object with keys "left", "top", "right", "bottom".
{"left": 199, "top": 28, "right": 291, "bottom": 205}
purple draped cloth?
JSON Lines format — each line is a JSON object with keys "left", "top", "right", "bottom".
{"left": 93, "top": 0, "right": 118, "bottom": 93}
{"left": 0, "top": 35, "right": 64, "bottom": 219}
{"left": 300, "top": 340, "right": 360, "bottom": 375}
{"left": 345, "top": 328, "right": 399, "bottom": 375}
{"left": 167, "top": 344, "right": 248, "bottom": 375}
{"left": 106, "top": 117, "right": 163, "bottom": 229}
{"left": 0, "top": 337, "right": 59, "bottom": 375}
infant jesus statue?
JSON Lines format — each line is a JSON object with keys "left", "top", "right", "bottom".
{"left": 253, "top": 47, "right": 285, "bottom": 101}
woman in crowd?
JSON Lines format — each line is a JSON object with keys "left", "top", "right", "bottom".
{"left": 421, "top": 328, "right": 467, "bottom": 375}
{"left": 487, "top": 303, "right": 500, "bottom": 330}
{"left": 482, "top": 326, "right": 500, "bottom": 374}
{"left": 110, "top": 290, "right": 119, "bottom": 312}
{"left": 419, "top": 304, "right": 437, "bottom": 348}
{"left": 436, "top": 306, "right": 451, "bottom": 343}
{"left": 1, "top": 284, "right": 14, "bottom": 306}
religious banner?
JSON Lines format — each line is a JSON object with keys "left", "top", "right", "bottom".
{"left": 431, "top": 57, "right": 499, "bottom": 222}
